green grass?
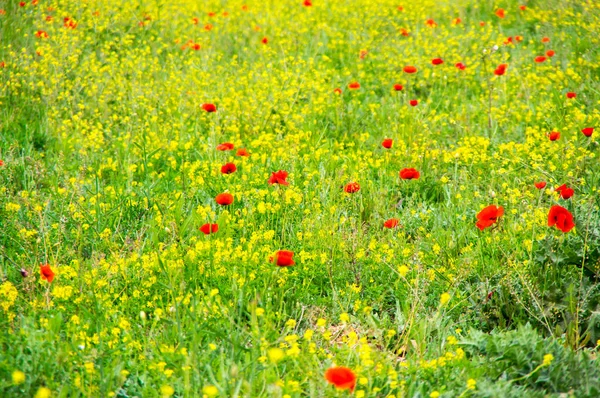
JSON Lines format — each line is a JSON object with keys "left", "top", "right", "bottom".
{"left": 1, "top": 0, "right": 600, "bottom": 396}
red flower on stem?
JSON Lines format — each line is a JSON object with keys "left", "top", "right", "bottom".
{"left": 271, "top": 250, "right": 295, "bottom": 266}
{"left": 344, "top": 182, "right": 360, "bottom": 193}
{"left": 548, "top": 205, "right": 574, "bottom": 233}
{"left": 215, "top": 193, "right": 234, "bottom": 205}
{"left": 40, "top": 264, "right": 55, "bottom": 283}
{"left": 325, "top": 367, "right": 356, "bottom": 391}
{"left": 494, "top": 64, "right": 508, "bottom": 76}
{"left": 348, "top": 81, "right": 360, "bottom": 90}
{"left": 555, "top": 184, "right": 574, "bottom": 200}
{"left": 476, "top": 205, "right": 504, "bottom": 231}
{"left": 268, "top": 170, "right": 289, "bottom": 186}
{"left": 216, "top": 142, "right": 234, "bottom": 151}
{"left": 200, "top": 223, "right": 218, "bottom": 235}
{"left": 221, "top": 163, "right": 237, "bottom": 174}
{"left": 399, "top": 168, "right": 420, "bottom": 180}
{"left": 202, "top": 103, "right": 217, "bottom": 112}
{"left": 384, "top": 218, "right": 399, "bottom": 229}
{"left": 548, "top": 131, "right": 560, "bottom": 141}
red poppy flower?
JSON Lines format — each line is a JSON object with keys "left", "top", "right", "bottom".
{"left": 202, "top": 103, "right": 217, "bottom": 112}
{"left": 400, "top": 28, "right": 410, "bottom": 37}
{"left": 0, "top": 160, "right": 4, "bottom": 166}
{"left": 548, "top": 131, "right": 560, "bottom": 141}
{"left": 359, "top": 50, "right": 368, "bottom": 59}
{"left": 555, "top": 184, "right": 574, "bottom": 200}
{"left": 582, "top": 127, "right": 594, "bottom": 137}
{"left": 35, "top": 30, "right": 49, "bottom": 38}
{"left": 393, "top": 84, "right": 403, "bottom": 91}
{"left": 325, "top": 367, "right": 356, "bottom": 391}
{"left": 495, "top": 8, "right": 505, "bottom": 18}
{"left": 271, "top": 250, "right": 295, "bottom": 266}
{"left": 546, "top": 50, "right": 555, "bottom": 57}
{"left": 548, "top": 205, "right": 574, "bottom": 233}
{"left": 403, "top": 65, "right": 417, "bottom": 74}
{"left": 334, "top": 87, "right": 342, "bottom": 95}
{"left": 515, "top": 35, "right": 523, "bottom": 42}
{"left": 0, "top": 62, "right": 5, "bottom": 68}
{"left": 221, "top": 163, "right": 237, "bottom": 174}
{"left": 541, "top": 37, "right": 550, "bottom": 43}
{"left": 204, "top": 23, "right": 213, "bottom": 31}
{"left": 348, "top": 81, "right": 360, "bottom": 90}
{"left": 453, "top": 18, "right": 462, "bottom": 25}
{"left": 45, "top": 15, "right": 53, "bottom": 21}
{"left": 384, "top": 218, "right": 399, "bottom": 229}
{"left": 494, "top": 64, "right": 508, "bottom": 76}
{"left": 268, "top": 170, "right": 289, "bottom": 186}
{"left": 192, "top": 17, "right": 199, "bottom": 25}
{"left": 504, "top": 37, "right": 514, "bottom": 45}
{"left": 455, "top": 62, "right": 466, "bottom": 70}
{"left": 260, "top": 37, "right": 268, "bottom": 44}
{"left": 534, "top": 56, "right": 547, "bottom": 63}
{"left": 479, "top": 21, "right": 486, "bottom": 27}
{"left": 19, "top": 1, "right": 26, "bottom": 7}
{"left": 409, "top": 99, "right": 418, "bottom": 107}
{"left": 344, "top": 182, "right": 360, "bottom": 193}
{"left": 200, "top": 223, "right": 218, "bottom": 235}
{"left": 566, "top": 92, "right": 576, "bottom": 99}
{"left": 382, "top": 139, "right": 393, "bottom": 149}
{"left": 476, "top": 205, "right": 504, "bottom": 231}
{"left": 425, "top": 19, "right": 437, "bottom": 27}
{"left": 215, "top": 193, "right": 233, "bottom": 205}
{"left": 399, "top": 168, "right": 420, "bottom": 180}
{"left": 303, "top": 0, "right": 312, "bottom": 6}
{"left": 519, "top": 5, "right": 527, "bottom": 10}
{"left": 40, "top": 264, "right": 55, "bottom": 283}
{"left": 236, "top": 148, "right": 250, "bottom": 156}
{"left": 431, "top": 58, "right": 444, "bottom": 65}
{"left": 63, "top": 17, "right": 77, "bottom": 29}
{"left": 535, "top": 181, "right": 547, "bottom": 189}
{"left": 217, "top": 142, "right": 234, "bottom": 151}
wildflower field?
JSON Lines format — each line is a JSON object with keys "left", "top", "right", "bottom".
{"left": 1, "top": 0, "right": 600, "bottom": 396}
